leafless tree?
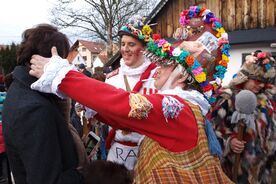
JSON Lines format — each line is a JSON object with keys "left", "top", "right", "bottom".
{"left": 51, "top": 0, "right": 159, "bottom": 58}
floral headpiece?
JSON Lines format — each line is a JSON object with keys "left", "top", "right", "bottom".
{"left": 230, "top": 50, "right": 276, "bottom": 86}
{"left": 118, "top": 15, "right": 152, "bottom": 43}
{"left": 254, "top": 51, "right": 275, "bottom": 72}
{"left": 144, "top": 6, "right": 231, "bottom": 104}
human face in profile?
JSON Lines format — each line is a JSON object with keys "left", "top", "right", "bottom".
{"left": 154, "top": 64, "right": 176, "bottom": 90}
{"left": 243, "top": 79, "right": 265, "bottom": 94}
{"left": 120, "top": 35, "right": 145, "bottom": 68}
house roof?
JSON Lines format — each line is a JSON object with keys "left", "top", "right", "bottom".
{"left": 228, "top": 27, "right": 276, "bottom": 45}
{"left": 67, "top": 49, "right": 78, "bottom": 63}
{"left": 104, "top": 51, "right": 121, "bottom": 69}
{"left": 97, "top": 44, "right": 119, "bottom": 65}
{"left": 78, "top": 40, "right": 105, "bottom": 54}
{"left": 144, "top": 0, "right": 169, "bottom": 25}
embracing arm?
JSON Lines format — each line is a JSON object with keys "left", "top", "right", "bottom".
{"left": 59, "top": 71, "right": 198, "bottom": 152}
{"left": 30, "top": 53, "right": 198, "bottom": 152}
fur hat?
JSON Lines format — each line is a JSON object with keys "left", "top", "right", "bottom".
{"left": 229, "top": 50, "right": 276, "bottom": 88}
{"left": 118, "top": 15, "right": 153, "bottom": 44}
{"left": 144, "top": 6, "right": 230, "bottom": 104}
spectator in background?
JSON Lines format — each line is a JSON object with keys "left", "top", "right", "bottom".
{"left": 0, "top": 91, "right": 11, "bottom": 183}
{"left": 0, "top": 74, "right": 5, "bottom": 92}
{"left": 2, "top": 24, "right": 83, "bottom": 184}
{"left": 78, "top": 64, "right": 92, "bottom": 77}
{"left": 208, "top": 50, "right": 276, "bottom": 183}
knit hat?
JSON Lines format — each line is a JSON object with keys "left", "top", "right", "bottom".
{"left": 144, "top": 6, "right": 230, "bottom": 104}
{"left": 229, "top": 50, "right": 276, "bottom": 88}
{"left": 118, "top": 15, "right": 153, "bottom": 44}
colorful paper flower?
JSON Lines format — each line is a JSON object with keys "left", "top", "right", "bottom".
{"left": 162, "top": 43, "right": 171, "bottom": 52}
{"left": 185, "top": 55, "right": 195, "bottom": 66}
{"left": 195, "top": 72, "right": 207, "bottom": 83}
{"left": 158, "top": 39, "right": 167, "bottom": 47}
{"left": 145, "top": 5, "right": 230, "bottom": 104}
{"left": 172, "top": 47, "right": 182, "bottom": 57}
{"left": 152, "top": 34, "right": 161, "bottom": 43}
{"left": 142, "top": 25, "right": 152, "bottom": 35}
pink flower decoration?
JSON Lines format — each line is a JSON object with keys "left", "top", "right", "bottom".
{"left": 190, "top": 6, "right": 197, "bottom": 12}
{"left": 158, "top": 39, "right": 167, "bottom": 47}
{"left": 180, "top": 16, "right": 186, "bottom": 26}
{"left": 192, "top": 67, "right": 203, "bottom": 75}
{"left": 218, "top": 38, "right": 229, "bottom": 46}
{"left": 257, "top": 52, "right": 266, "bottom": 59}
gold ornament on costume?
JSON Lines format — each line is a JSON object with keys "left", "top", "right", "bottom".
{"left": 128, "top": 93, "right": 152, "bottom": 120}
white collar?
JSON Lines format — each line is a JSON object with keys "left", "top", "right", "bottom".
{"left": 119, "top": 57, "right": 151, "bottom": 76}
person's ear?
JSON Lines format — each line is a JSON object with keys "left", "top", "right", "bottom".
{"left": 177, "top": 74, "right": 188, "bottom": 84}
{"left": 171, "top": 73, "right": 188, "bottom": 89}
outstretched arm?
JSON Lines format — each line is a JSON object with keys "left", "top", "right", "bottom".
{"left": 29, "top": 48, "right": 198, "bottom": 152}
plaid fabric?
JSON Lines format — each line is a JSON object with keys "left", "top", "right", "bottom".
{"left": 134, "top": 102, "right": 233, "bottom": 184}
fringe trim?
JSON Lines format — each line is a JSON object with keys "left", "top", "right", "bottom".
{"left": 128, "top": 93, "right": 153, "bottom": 120}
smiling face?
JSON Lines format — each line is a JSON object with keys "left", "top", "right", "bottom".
{"left": 120, "top": 35, "right": 145, "bottom": 68}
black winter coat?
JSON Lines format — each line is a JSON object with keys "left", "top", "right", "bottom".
{"left": 2, "top": 66, "right": 83, "bottom": 184}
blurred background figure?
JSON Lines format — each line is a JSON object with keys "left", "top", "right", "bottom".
{"left": 78, "top": 63, "right": 92, "bottom": 77}
{"left": 0, "top": 91, "right": 11, "bottom": 184}
{"left": 208, "top": 50, "right": 276, "bottom": 183}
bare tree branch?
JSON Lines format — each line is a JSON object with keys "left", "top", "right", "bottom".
{"left": 51, "top": 0, "right": 160, "bottom": 57}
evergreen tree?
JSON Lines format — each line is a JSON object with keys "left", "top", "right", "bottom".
{"left": 0, "top": 43, "right": 17, "bottom": 75}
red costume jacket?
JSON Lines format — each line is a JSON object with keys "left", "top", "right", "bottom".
{"left": 59, "top": 71, "right": 198, "bottom": 152}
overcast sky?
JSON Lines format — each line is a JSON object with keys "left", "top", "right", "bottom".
{"left": 0, "top": 0, "right": 56, "bottom": 45}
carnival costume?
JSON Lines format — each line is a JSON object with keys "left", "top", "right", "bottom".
{"left": 208, "top": 50, "right": 276, "bottom": 183}
{"left": 104, "top": 15, "right": 157, "bottom": 170}
{"left": 105, "top": 58, "right": 156, "bottom": 170}
{"left": 31, "top": 6, "right": 233, "bottom": 184}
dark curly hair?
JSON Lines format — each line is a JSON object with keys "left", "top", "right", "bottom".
{"left": 17, "top": 24, "right": 70, "bottom": 65}
{"left": 80, "top": 160, "right": 133, "bottom": 184}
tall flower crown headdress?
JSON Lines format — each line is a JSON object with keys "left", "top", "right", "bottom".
{"left": 144, "top": 6, "right": 231, "bottom": 104}
{"left": 118, "top": 15, "right": 153, "bottom": 43}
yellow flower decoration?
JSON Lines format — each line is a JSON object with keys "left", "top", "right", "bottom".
{"left": 144, "top": 35, "right": 150, "bottom": 42}
{"left": 162, "top": 43, "right": 171, "bottom": 52}
{"left": 222, "top": 54, "right": 229, "bottom": 62}
{"left": 142, "top": 25, "right": 152, "bottom": 35}
{"left": 195, "top": 72, "right": 206, "bottom": 83}
{"left": 216, "top": 27, "right": 225, "bottom": 37}
{"left": 212, "top": 83, "right": 219, "bottom": 91}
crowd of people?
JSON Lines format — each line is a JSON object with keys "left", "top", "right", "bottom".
{"left": 0, "top": 5, "right": 275, "bottom": 184}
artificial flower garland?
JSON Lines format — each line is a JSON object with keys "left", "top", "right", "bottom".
{"left": 146, "top": 6, "right": 231, "bottom": 104}
{"left": 119, "top": 19, "right": 152, "bottom": 43}
{"left": 256, "top": 52, "right": 273, "bottom": 71}
{"left": 147, "top": 37, "right": 216, "bottom": 101}
{"left": 180, "top": 6, "right": 230, "bottom": 82}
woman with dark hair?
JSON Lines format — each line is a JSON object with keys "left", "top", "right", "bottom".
{"left": 2, "top": 24, "right": 84, "bottom": 184}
